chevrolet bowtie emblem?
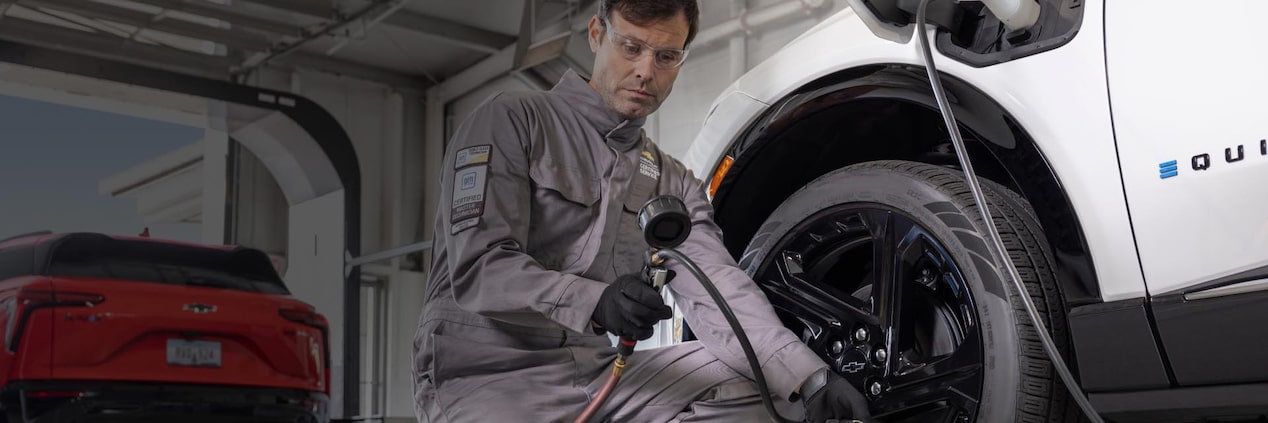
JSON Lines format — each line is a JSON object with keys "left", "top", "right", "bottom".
{"left": 841, "top": 361, "right": 866, "bottom": 374}
{"left": 182, "top": 303, "right": 218, "bottom": 314}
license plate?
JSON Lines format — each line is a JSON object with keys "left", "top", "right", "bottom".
{"left": 166, "top": 339, "right": 221, "bottom": 368}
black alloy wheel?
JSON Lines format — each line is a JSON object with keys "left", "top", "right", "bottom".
{"left": 759, "top": 205, "right": 984, "bottom": 422}
{"left": 739, "top": 161, "right": 1083, "bottom": 423}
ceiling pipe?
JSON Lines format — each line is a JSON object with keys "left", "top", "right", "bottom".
{"left": 0, "top": 14, "right": 234, "bottom": 78}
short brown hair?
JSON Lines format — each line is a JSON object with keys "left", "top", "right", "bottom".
{"left": 599, "top": 0, "right": 700, "bottom": 48}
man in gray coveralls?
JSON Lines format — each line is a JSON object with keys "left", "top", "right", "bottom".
{"left": 413, "top": 0, "right": 870, "bottom": 421}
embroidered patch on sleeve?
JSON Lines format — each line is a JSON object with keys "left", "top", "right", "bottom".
{"left": 454, "top": 145, "right": 491, "bottom": 169}
{"left": 450, "top": 144, "right": 493, "bottom": 235}
{"left": 451, "top": 164, "right": 489, "bottom": 234}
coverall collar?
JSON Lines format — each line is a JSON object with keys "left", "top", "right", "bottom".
{"left": 552, "top": 69, "right": 646, "bottom": 152}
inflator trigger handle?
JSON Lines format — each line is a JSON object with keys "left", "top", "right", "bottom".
{"left": 643, "top": 249, "right": 675, "bottom": 291}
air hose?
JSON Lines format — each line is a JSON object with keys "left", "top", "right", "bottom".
{"left": 573, "top": 354, "right": 627, "bottom": 423}
{"left": 572, "top": 247, "right": 796, "bottom": 423}
{"left": 913, "top": 0, "right": 1103, "bottom": 421}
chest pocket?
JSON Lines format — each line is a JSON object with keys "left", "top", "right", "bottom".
{"left": 528, "top": 162, "right": 601, "bottom": 272}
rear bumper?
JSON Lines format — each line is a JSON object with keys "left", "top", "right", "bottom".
{"left": 0, "top": 381, "right": 328, "bottom": 423}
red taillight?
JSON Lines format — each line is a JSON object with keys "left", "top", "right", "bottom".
{"left": 280, "top": 308, "right": 329, "bottom": 371}
{"left": 279, "top": 309, "right": 323, "bottom": 327}
{"left": 8, "top": 290, "right": 106, "bottom": 352}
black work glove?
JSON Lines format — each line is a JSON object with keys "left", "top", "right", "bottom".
{"left": 591, "top": 273, "right": 672, "bottom": 341}
{"left": 803, "top": 371, "right": 872, "bottom": 423}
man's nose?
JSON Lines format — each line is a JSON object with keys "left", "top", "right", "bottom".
{"left": 632, "top": 53, "right": 657, "bottom": 82}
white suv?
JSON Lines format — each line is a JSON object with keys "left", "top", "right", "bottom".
{"left": 681, "top": 0, "right": 1268, "bottom": 421}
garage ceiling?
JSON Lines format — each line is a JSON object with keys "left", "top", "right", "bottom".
{"left": 0, "top": 0, "right": 595, "bottom": 91}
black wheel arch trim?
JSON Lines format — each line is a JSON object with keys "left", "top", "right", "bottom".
{"left": 710, "top": 64, "right": 1102, "bottom": 306}
{"left": 1162, "top": 263, "right": 1268, "bottom": 297}
{"left": 0, "top": 39, "right": 361, "bottom": 415}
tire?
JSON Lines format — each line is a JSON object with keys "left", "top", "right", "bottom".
{"left": 739, "top": 160, "right": 1081, "bottom": 422}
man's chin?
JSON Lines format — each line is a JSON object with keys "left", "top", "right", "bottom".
{"left": 616, "top": 101, "right": 656, "bottom": 120}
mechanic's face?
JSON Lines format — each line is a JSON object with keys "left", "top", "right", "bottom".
{"left": 587, "top": 10, "right": 689, "bottom": 120}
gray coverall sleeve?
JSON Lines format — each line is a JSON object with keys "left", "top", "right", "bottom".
{"left": 666, "top": 169, "right": 829, "bottom": 401}
{"left": 437, "top": 95, "right": 608, "bottom": 334}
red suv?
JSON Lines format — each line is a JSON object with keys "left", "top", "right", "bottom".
{"left": 0, "top": 232, "right": 328, "bottom": 423}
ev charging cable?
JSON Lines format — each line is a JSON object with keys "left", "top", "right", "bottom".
{"left": 913, "top": 0, "right": 1104, "bottom": 421}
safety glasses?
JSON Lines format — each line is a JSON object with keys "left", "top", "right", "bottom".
{"left": 602, "top": 19, "right": 689, "bottom": 70}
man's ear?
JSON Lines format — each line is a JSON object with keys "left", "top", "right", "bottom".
{"left": 587, "top": 15, "right": 602, "bottom": 53}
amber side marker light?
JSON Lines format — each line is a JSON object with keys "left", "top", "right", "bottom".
{"left": 708, "top": 156, "right": 735, "bottom": 198}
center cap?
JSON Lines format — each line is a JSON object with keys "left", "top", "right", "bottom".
{"left": 837, "top": 349, "right": 869, "bottom": 376}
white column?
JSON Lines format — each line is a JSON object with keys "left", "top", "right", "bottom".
{"left": 285, "top": 190, "right": 348, "bottom": 416}
{"left": 201, "top": 117, "right": 230, "bottom": 244}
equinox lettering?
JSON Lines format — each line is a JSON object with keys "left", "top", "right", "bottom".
{"left": 1160, "top": 138, "right": 1267, "bottom": 179}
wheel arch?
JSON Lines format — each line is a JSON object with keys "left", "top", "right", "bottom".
{"left": 710, "top": 64, "right": 1102, "bottom": 306}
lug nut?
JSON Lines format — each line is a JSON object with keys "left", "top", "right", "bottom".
{"left": 869, "top": 381, "right": 883, "bottom": 396}
{"left": 918, "top": 268, "right": 935, "bottom": 286}
{"left": 874, "top": 348, "right": 887, "bottom": 363}
{"left": 853, "top": 328, "right": 868, "bottom": 343}
{"left": 831, "top": 341, "right": 844, "bottom": 355}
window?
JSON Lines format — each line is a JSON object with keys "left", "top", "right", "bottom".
{"left": 44, "top": 234, "right": 289, "bottom": 295}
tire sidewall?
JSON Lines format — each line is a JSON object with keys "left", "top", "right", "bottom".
{"left": 739, "top": 164, "right": 1020, "bottom": 422}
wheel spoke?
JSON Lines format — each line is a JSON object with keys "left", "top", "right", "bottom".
{"left": 772, "top": 252, "right": 878, "bottom": 326}
{"left": 871, "top": 211, "right": 921, "bottom": 377}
